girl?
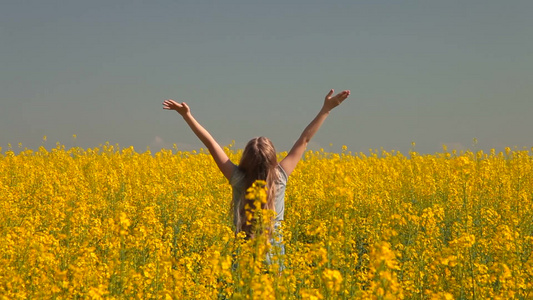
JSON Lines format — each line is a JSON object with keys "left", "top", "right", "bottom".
{"left": 162, "top": 89, "right": 350, "bottom": 264}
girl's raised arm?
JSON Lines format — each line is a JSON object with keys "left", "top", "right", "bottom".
{"left": 280, "top": 89, "right": 350, "bottom": 176}
{"left": 163, "top": 99, "right": 235, "bottom": 180}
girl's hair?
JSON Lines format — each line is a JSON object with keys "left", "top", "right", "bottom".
{"left": 236, "top": 137, "right": 279, "bottom": 238}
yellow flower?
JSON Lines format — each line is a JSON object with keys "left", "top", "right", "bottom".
{"left": 1, "top": 143, "right": 532, "bottom": 298}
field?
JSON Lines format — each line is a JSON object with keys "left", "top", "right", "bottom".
{"left": 1, "top": 143, "right": 532, "bottom": 299}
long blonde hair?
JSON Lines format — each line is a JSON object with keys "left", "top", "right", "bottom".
{"left": 235, "top": 137, "right": 279, "bottom": 238}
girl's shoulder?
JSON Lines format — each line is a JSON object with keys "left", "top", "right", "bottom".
{"left": 229, "top": 165, "right": 244, "bottom": 186}
{"left": 277, "top": 164, "right": 288, "bottom": 182}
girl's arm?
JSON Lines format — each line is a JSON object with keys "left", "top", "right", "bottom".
{"left": 280, "top": 89, "right": 350, "bottom": 176}
{"left": 163, "top": 99, "right": 235, "bottom": 180}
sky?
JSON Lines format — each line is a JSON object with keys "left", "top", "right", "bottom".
{"left": 1, "top": 0, "right": 532, "bottom": 155}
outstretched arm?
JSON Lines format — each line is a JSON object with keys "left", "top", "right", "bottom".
{"left": 163, "top": 99, "right": 235, "bottom": 180}
{"left": 280, "top": 89, "right": 350, "bottom": 176}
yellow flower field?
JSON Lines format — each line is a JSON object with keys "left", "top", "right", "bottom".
{"left": 1, "top": 143, "right": 532, "bottom": 299}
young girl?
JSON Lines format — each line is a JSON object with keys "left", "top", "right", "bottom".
{"left": 162, "top": 89, "right": 350, "bottom": 264}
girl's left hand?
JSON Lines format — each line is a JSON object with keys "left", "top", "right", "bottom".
{"left": 163, "top": 99, "right": 190, "bottom": 116}
{"left": 323, "top": 89, "right": 350, "bottom": 112}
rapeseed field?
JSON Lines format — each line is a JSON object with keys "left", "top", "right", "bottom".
{"left": 1, "top": 143, "right": 532, "bottom": 299}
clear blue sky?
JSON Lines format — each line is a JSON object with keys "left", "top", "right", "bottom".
{"left": 1, "top": 0, "right": 532, "bottom": 155}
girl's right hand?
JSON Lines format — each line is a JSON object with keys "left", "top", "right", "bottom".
{"left": 323, "top": 89, "right": 350, "bottom": 112}
{"left": 163, "top": 99, "right": 190, "bottom": 116}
